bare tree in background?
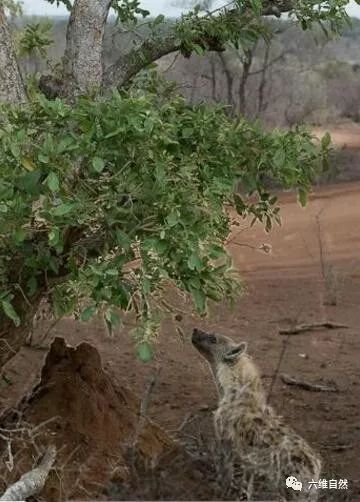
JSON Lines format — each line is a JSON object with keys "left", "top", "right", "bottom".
{"left": 218, "top": 52, "right": 236, "bottom": 111}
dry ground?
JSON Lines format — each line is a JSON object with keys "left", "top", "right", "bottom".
{"left": 1, "top": 125, "right": 360, "bottom": 501}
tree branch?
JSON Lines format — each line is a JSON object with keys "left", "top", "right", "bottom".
{"left": 0, "top": 7, "right": 27, "bottom": 103}
{"left": 103, "top": 31, "right": 178, "bottom": 89}
{"left": 62, "top": 0, "right": 112, "bottom": 96}
{"left": 248, "top": 51, "right": 288, "bottom": 77}
{"left": 103, "top": 0, "right": 296, "bottom": 89}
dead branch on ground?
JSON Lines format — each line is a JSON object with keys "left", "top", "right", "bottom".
{"left": 280, "top": 374, "right": 339, "bottom": 392}
{"left": 321, "top": 443, "right": 353, "bottom": 451}
{"left": 279, "top": 321, "right": 348, "bottom": 335}
{"left": 0, "top": 444, "right": 56, "bottom": 501}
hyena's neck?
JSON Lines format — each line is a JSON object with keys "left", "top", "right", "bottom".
{"left": 216, "top": 361, "right": 267, "bottom": 410}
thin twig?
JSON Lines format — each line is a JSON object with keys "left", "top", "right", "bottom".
{"left": 161, "top": 51, "right": 181, "bottom": 73}
{"left": 0, "top": 338, "right": 17, "bottom": 354}
{"left": 130, "top": 367, "right": 161, "bottom": 465}
{"left": 171, "top": 412, "right": 196, "bottom": 434}
{"left": 59, "top": 444, "right": 81, "bottom": 471}
{"left": 315, "top": 210, "right": 326, "bottom": 279}
{"left": 267, "top": 335, "right": 291, "bottom": 404}
{"left": 31, "top": 416, "right": 61, "bottom": 435}
{"left": 31, "top": 318, "right": 61, "bottom": 348}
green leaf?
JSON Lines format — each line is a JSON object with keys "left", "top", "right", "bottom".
{"left": 298, "top": 188, "right": 308, "bottom": 207}
{"left": 182, "top": 127, "right": 193, "bottom": 138}
{"left": 265, "top": 215, "right": 272, "bottom": 233}
{"left": 234, "top": 193, "right": 246, "bottom": 215}
{"left": 166, "top": 210, "right": 179, "bottom": 227}
{"left": 16, "top": 170, "right": 41, "bottom": 195}
{"left": 13, "top": 228, "right": 27, "bottom": 244}
{"left": 10, "top": 143, "right": 20, "bottom": 159}
{"left": 116, "top": 229, "right": 132, "bottom": 250}
{"left": 193, "top": 44, "right": 205, "bottom": 55}
{"left": 80, "top": 306, "right": 97, "bottom": 322}
{"left": 104, "top": 309, "right": 121, "bottom": 336}
{"left": 149, "top": 238, "right": 167, "bottom": 254}
{"left": 104, "top": 128, "right": 123, "bottom": 139}
{"left": 106, "top": 269, "right": 118, "bottom": 277}
{"left": 301, "top": 19, "right": 308, "bottom": 30}
{"left": 190, "top": 287, "right": 206, "bottom": 315}
{"left": 107, "top": 310, "right": 121, "bottom": 327}
{"left": 152, "top": 14, "right": 165, "bottom": 26}
{"left": 142, "top": 277, "right": 151, "bottom": 294}
{"left": 208, "top": 245, "right": 226, "bottom": 259}
{"left": 52, "top": 203, "right": 74, "bottom": 216}
{"left": 1, "top": 373, "right": 12, "bottom": 386}
{"left": 46, "top": 172, "right": 59, "bottom": 192}
{"left": 21, "top": 157, "right": 36, "bottom": 171}
{"left": 206, "top": 288, "right": 223, "bottom": 302}
{"left": 1, "top": 300, "right": 21, "bottom": 327}
{"left": 321, "top": 132, "right": 331, "bottom": 149}
{"left": 48, "top": 227, "right": 60, "bottom": 246}
{"left": 92, "top": 157, "right": 105, "bottom": 173}
{"left": 187, "top": 251, "right": 202, "bottom": 271}
{"left": 249, "top": 0, "right": 262, "bottom": 14}
{"left": 38, "top": 154, "right": 49, "bottom": 164}
{"left": 137, "top": 341, "right": 153, "bottom": 363}
{"left": 273, "top": 149, "right": 286, "bottom": 169}
{"left": 27, "top": 276, "right": 38, "bottom": 297}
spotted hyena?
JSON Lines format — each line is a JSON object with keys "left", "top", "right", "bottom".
{"left": 192, "top": 328, "right": 322, "bottom": 501}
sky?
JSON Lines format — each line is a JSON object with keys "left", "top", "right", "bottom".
{"left": 20, "top": 0, "right": 360, "bottom": 18}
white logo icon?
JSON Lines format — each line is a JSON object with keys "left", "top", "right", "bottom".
{"left": 286, "top": 476, "right": 303, "bottom": 491}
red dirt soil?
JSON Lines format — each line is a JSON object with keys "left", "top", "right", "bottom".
{"left": 1, "top": 173, "right": 360, "bottom": 498}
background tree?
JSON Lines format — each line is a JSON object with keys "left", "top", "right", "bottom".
{"left": 0, "top": 0, "right": 348, "bottom": 367}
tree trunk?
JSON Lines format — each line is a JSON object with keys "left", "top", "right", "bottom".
{"left": 0, "top": 228, "right": 83, "bottom": 367}
{"left": 218, "top": 53, "right": 235, "bottom": 114}
{"left": 103, "top": 32, "right": 178, "bottom": 90}
{"left": 257, "top": 43, "right": 270, "bottom": 115}
{"left": 0, "top": 291, "right": 45, "bottom": 368}
{"left": 210, "top": 55, "right": 217, "bottom": 102}
{"left": 63, "top": 0, "right": 112, "bottom": 96}
{"left": 0, "top": 7, "right": 27, "bottom": 103}
{"left": 239, "top": 48, "right": 254, "bottom": 116}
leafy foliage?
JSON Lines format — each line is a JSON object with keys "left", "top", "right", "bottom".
{"left": 0, "top": 79, "right": 329, "bottom": 354}
{"left": 176, "top": 4, "right": 270, "bottom": 57}
{"left": 111, "top": 0, "right": 150, "bottom": 25}
{"left": 18, "top": 21, "right": 53, "bottom": 59}
{"left": 172, "top": 0, "right": 350, "bottom": 59}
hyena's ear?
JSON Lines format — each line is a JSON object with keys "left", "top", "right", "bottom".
{"left": 223, "top": 342, "right": 247, "bottom": 363}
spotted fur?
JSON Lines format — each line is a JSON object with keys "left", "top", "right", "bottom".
{"left": 192, "top": 328, "right": 322, "bottom": 501}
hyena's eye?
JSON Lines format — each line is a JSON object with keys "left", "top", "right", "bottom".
{"left": 208, "top": 335, "right": 217, "bottom": 344}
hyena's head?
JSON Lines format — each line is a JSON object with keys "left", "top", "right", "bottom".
{"left": 192, "top": 328, "right": 258, "bottom": 394}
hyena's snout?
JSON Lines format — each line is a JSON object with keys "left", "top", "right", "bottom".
{"left": 192, "top": 328, "right": 209, "bottom": 346}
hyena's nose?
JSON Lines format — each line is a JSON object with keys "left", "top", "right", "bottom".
{"left": 192, "top": 328, "right": 206, "bottom": 343}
